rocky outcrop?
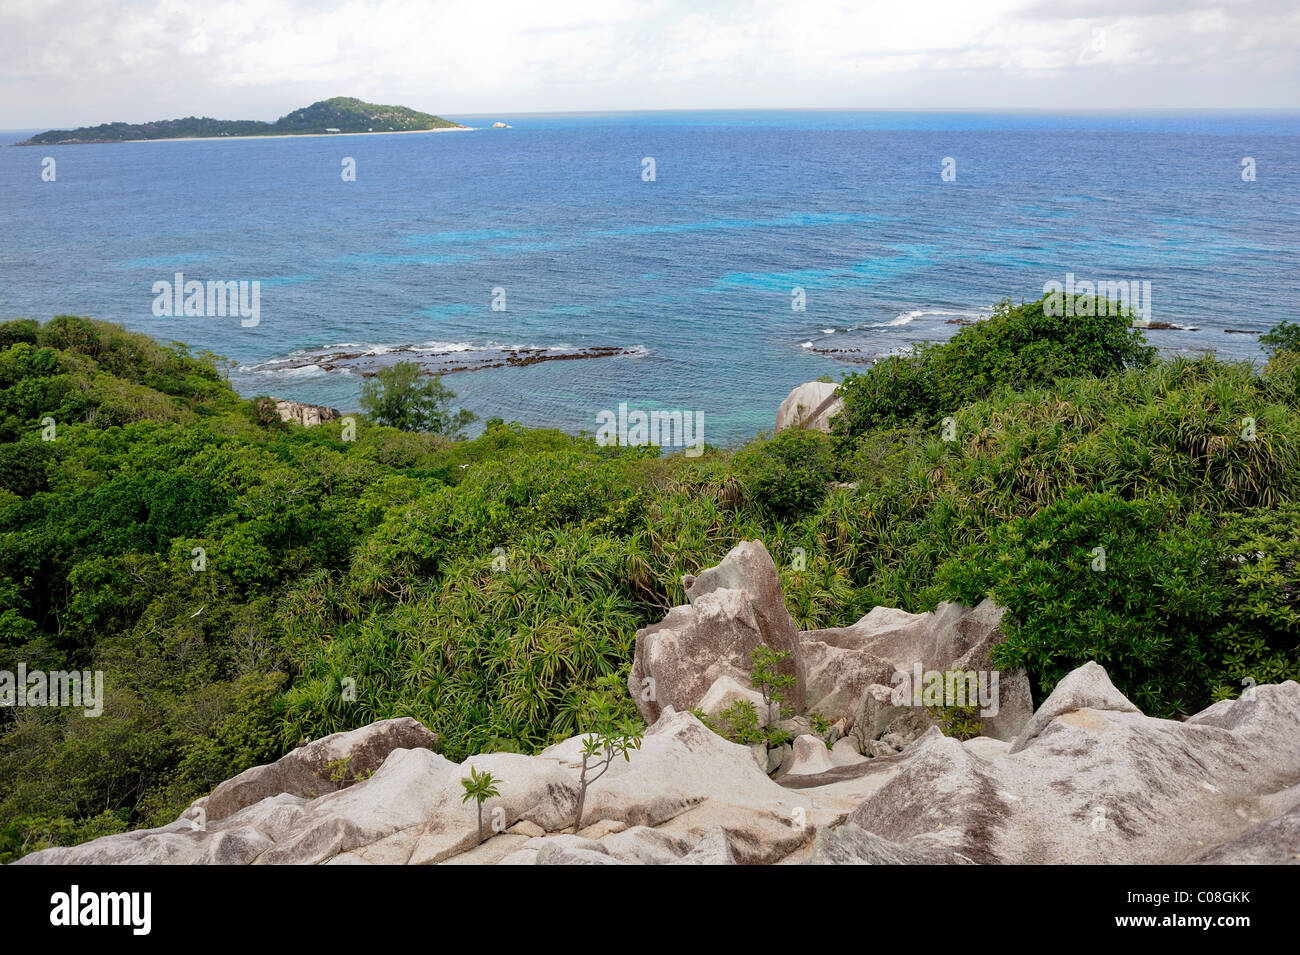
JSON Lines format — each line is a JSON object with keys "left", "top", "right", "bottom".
{"left": 630, "top": 542, "right": 1032, "bottom": 773}
{"left": 817, "top": 668, "right": 1300, "bottom": 865}
{"left": 1009, "top": 660, "right": 1139, "bottom": 754}
{"left": 203, "top": 718, "right": 438, "bottom": 822}
{"left": 775, "top": 381, "right": 843, "bottom": 433}
{"left": 271, "top": 398, "right": 342, "bottom": 427}
{"left": 630, "top": 541, "right": 805, "bottom": 723}
{"left": 15, "top": 664, "right": 1300, "bottom": 865}
{"left": 13, "top": 529, "right": 1298, "bottom": 866}
{"left": 802, "top": 599, "right": 1033, "bottom": 743}
{"left": 18, "top": 708, "right": 821, "bottom": 866}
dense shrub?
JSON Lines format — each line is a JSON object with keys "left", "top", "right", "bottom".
{"left": 939, "top": 494, "right": 1299, "bottom": 717}
{"left": 731, "top": 427, "right": 836, "bottom": 521}
{"left": 0, "top": 320, "right": 38, "bottom": 349}
{"left": 834, "top": 296, "right": 1156, "bottom": 438}
{"left": 359, "top": 361, "right": 475, "bottom": 436}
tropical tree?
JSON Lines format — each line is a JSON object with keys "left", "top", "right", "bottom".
{"left": 360, "top": 361, "right": 475, "bottom": 436}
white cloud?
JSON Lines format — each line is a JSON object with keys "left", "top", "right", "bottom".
{"left": 0, "top": 0, "right": 1295, "bottom": 126}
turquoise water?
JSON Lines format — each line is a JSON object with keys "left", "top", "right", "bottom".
{"left": 2, "top": 110, "right": 1298, "bottom": 442}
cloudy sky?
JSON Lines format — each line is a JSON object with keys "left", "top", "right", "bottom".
{"left": 1, "top": 0, "right": 1296, "bottom": 127}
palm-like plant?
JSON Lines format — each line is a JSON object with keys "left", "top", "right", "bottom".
{"left": 460, "top": 766, "right": 501, "bottom": 844}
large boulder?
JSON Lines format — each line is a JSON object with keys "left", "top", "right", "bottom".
{"left": 1009, "top": 660, "right": 1138, "bottom": 754}
{"left": 800, "top": 638, "right": 894, "bottom": 722}
{"left": 543, "top": 709, "right": 815, "bottom": 829}
{"left": 784, "top": 735, "right": 837, "bottom": 776}
{"left": 775, "top": 381, "right": 843, "bottom": 433}
{"left": 851, "top": 683, "right": 917, "bottom": 747}
{"left": 803, "top": 598, "right": 1031, "bottom": 741}
{"left": 805, "top": 601, "right": 973, "bottom": 676}
{"left": 271, "top": 398, "right": 342, "bottom": 428}
{"left": 202, "top": 717, "right": 438, "bottom": 822}
{"left": 627, "top": 591, "right": 767, "bottom": 725}
{"left": 630, "top": 540, "right": 805, "bottom": 722}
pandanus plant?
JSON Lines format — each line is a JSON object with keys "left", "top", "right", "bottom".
{"left": 460, "top": 766, "right": 501, "bottom": 844}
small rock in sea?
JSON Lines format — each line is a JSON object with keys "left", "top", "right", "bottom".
{"left": 1141, "top": 321, "right": 1198, "bottom": 331}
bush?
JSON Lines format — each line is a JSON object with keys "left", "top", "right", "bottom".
{"left": 0, "top": 320, "right": 38, "bottom": 349}
{"left": 1260, "top": 320, "right": 1300, "bottom": 361}
{"left": 834, "top": 296, "right": 1156, "bottom": 439}
{"left": 0, "top": 441, "right": 58, "bottom": 496}
{"left": 732, "top": 428, "right": 836, "bottom": 521}
{"left": 36, "top": 315, "right": 101, "bottom": 355}
{"left": 934, "top": 491, "right": 1300, "bottom": 717}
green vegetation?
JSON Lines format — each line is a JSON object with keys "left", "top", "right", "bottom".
{"left": 359, "top": 361, "right": 475, "bottom": 436}
{"left": 318, "top": 755, "right": 374, "bottom": 787}
{"left": 809, "top": 712, "right": 835, "bottom": 749}
{"left": 19, "top": 97, "right": 463, "bottom": 145}
{"left": 832, "top": 296, "right": 1156, "bottom": 438}
{"left": 695, "top": 647, "right": 799, "bottom": 752}
{"left": 572, "top": 690, "right": 642, "bottom": 831}
{"left": 926, "top": 669, "right": 984, "bottom": 741}
{"left": 460, "top": 766, "right": 501, "bottom": 844}
{"left": 750, "top": 645, "right": 797, "bottom": 722}
{"left": 1260, "top": 321, "right": 1300, "bottom": 361}
{"left": 0, "top": 298, "right": 1297, "bottom": 860}
{"left": 696, "top": 699, "right": 765, "bottom": 746}
{"left": 733, "top": 429, "right": 835, "bottom": 522}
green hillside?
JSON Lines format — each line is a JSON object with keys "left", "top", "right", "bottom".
{"left": 0, "top": 306, "right": 1296, "bottom": 861}
{"left": 18, "top": 97, "right": 465, "bottom": 145}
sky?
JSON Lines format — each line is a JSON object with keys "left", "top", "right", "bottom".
{"left": 1, "top": 0, "right": 1296, "bottom": 127}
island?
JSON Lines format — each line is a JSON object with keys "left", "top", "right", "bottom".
{"left": 17, "top": 96, "right": 467, "bottom": 145}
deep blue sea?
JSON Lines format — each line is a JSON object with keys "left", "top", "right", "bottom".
{"left": 2, "top": 110, "right": 1298, "bottom": 443}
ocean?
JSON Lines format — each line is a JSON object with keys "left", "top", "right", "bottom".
{"left": 2, "top": 109, "right": 1298, "bottom": 444}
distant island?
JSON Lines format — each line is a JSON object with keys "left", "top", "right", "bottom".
{"left": 17, "top": 96, "right": 467, "bottom": 145}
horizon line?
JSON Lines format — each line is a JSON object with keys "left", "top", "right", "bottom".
{"left": 6, "top": 104, "right": 1300, "bottom": 132}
